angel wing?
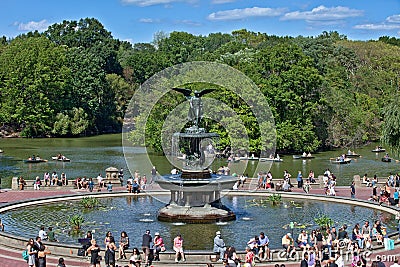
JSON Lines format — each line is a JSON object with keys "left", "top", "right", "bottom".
{"left": 172, "top": 87, "right": 192, "bottom": 97}
{"left": 195, "top": 88, "right": 215, "bottom": 98}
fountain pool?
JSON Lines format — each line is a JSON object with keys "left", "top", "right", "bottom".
{"left": 1, "top": 194, "right": 396, "bottom": 250}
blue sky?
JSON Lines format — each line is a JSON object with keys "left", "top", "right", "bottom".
{"left": 2, "top": 0, "right": 400, "bottom": 44}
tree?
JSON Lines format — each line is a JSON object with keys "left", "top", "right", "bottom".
{"left": 52, "top": 107, "right": 89, "bottom": 136}
{"left": 382, "top": 95, "right": 400, "bottom": 146}
{"left": 65, "top": 47, "right": 116, "bottom": 133}
{"left": 45, "top": 17, "right": 122, "bottom": 74}
{"left": 0, "top": 36, "right": 69, "bottom": 136}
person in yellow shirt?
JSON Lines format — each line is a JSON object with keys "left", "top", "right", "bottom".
{"left": 281, "top": 233, "right": 295, "bottom": 259}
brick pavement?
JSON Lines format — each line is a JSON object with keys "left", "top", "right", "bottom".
{"left": 0, "top": 184, "right": 399, "bottom": 267}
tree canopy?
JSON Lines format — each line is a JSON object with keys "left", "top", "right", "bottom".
{"left": 0, "top": 19, "right": 399, "bottom": 153}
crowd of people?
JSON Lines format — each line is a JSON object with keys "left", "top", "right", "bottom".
{"left": 25, "top": 226, "right": 63, "bottom": 267}
{"left": 211, "top": 218, "right": 394, "bottom": 267}
{"left": 14, "top": 164, "right": 400, "bottom": 267}
{"left": 21, "top": 218, "right": 399, "bottom": 267}
{"left": 79, "top": 229, "right": 182, "bottom": 267}
{"left": 18, "top": 171, "right": 69, "bottom": 190}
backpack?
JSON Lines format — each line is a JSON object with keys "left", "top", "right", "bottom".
{"left": 22, "top": 249, "right": 29, "bottom": 260}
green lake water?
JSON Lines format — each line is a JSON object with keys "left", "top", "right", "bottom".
{"left": 0, "top": 134, "right": 400, "bottom": 188}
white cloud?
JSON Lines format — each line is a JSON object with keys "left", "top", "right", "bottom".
{"left": 353, "top": 14, "right": 400, "bottom": 31}
{"left": 139, "top": 18, "right": 161, "bottom": 23}
{"left": 174, "top": 19, "right": 201, "bottom": 26}
{"left": 208, "top": 7, "right": 286, "bottom": 21}
{"left": 16, "top": 19, "right": 50, "bottom": 32}
{"left": 386, "top": 14, "right": 400, "bottom": 24}
{"left": 121, "top": 0, "right": 194, "bottom": 6}
{"left": 281, "top": 5, "right": 363, "bottom": 21}
{"left": 211, "top": 0, "right": 236, "bottom": 4}
{"left": 354, "top": 24, "right": 400, "bottom": 30}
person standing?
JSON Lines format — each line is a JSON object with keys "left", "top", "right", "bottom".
{"left": 213, "top": 231, "right": 226, "bottom": 262}
{"left": 88, "top": 178, "right": 95, "bottom": 192}
{"left": 297, "top": 171, "right": 303, "bottom": 188}
{"left": 27, "top": 238, "right": 37, "bottom": 267}
{"left": 107, "top": 181, "right": 113, "bottom": 192}
{"left": 350, "top": 181, "right": 356, "bottom": 199}
{"left": 142, "top": 230, "right": 152, "bottom": 265}
{"left": 151, "top": 166, "right": 157, "bottom": 184}
{"left": 173, "top": 234, "right": 185, "bottom": 263}
{"left": 33, "top": 236, "right": 46, "bottom": 267}
{"left": 105, "top": 236, "right": 117, "bottom": 267}
{"left": 118, "top": 168, "right": 124, "bottom": 186}
{"left": 97, "top": 174, "right": 104, "bottom": 188}
{"left": 87, "top": 239, "right": 101, "bottom": 267}
{"left": 301, "top": 252, "right": 309, "bottom": 267}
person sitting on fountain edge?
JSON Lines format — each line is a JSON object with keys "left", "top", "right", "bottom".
{"left": 213, "top": 231, "right": 226, "bottom": 262}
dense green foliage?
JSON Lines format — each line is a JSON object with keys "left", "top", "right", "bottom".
{"left": 0, "top": 18, "right": 399, "bottom": 152}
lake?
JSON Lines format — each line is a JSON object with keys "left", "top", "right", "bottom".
{"left": 0, "top": 134, "right": 399, "bottom": 188}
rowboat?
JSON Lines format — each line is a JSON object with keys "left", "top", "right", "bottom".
{"left": 24, "top": 158, "right": 48, "bottom": 163}
{"left": 381, "top": 157, "right": 392, "bottom": 163}
{"left": 239, "top": 156, "right": 259, "bottom": 160}
{"left": 260, "top": 157, "right": 283, "bottom": 162}
{"left": 293, "top": 155, "right": 315, "bottom": 159}
{"left": 51, "top": 156, "right": 71, "bottom": 162}
{"left": 330, "top": 158, "right": 351, "bottom": 164}
{"left": 346, "top": 153, "right": 361, "bottom": 158}
{"left": 0, "top": 149, "right": 3, "bottom": 153}
{"left": 372, "top": 148, "right": 385, "bottom": 153}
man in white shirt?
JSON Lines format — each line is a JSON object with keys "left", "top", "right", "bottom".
{"left": 38, "top": 226, "right": 48, "bottom": 241}
{"left": 97, "top": 174, "right": 104, "bottom": 188}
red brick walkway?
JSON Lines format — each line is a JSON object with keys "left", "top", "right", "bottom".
{"left": 0, "top": 184, "right": 399, "bottom": 267}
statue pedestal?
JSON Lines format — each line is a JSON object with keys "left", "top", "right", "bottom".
{"left": 157, "top": 173, "right": 237, "bottom": 223}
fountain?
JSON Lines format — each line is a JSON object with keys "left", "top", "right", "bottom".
{"left": 156, "top": 88, "right": 237, "bottom": 223}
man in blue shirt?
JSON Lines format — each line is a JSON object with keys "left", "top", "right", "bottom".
{"left": 258, "top": 232, "right": 270, "bottom": 261}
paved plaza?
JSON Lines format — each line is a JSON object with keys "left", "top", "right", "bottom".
{"left": 0, "top": 182, "right": 399, "bottom": 267}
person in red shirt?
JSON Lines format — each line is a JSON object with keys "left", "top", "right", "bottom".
{"left": 244, "top": 246, "right": 255, "bottom": 267}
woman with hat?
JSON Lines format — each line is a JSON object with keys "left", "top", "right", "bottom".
{"left": 153, "top": 232, "right": 165, "bottom": 261}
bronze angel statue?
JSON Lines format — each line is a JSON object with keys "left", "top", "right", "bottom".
{"left": 172, "top": 88, "right": 214, "bottom": 128}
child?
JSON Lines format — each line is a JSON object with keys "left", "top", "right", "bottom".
{"left": 107, "top": 182, "right": 113, "bottom": 192}
{"left": 57, "top": 257, "right": 66, "bottom": 267}
{"left": 244, "top": 246, "right": 255, "bottom": 267}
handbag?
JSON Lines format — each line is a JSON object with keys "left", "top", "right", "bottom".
{"left": 38, "top": 250, "right": 50, "bottom": 258}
